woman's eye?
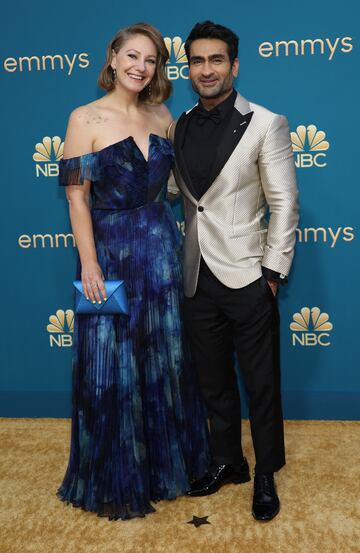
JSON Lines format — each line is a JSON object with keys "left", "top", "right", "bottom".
{"left": 147, "top": 59, "right": 156, "bottom": 65}
{"left": 128, "top": 54, "right": 137, "bottom": 59}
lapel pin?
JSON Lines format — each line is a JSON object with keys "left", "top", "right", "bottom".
{"left": 233, "top": 129, "right": 237, "bottom": 133}
{"left": 240, "top": 121, "right": 247, "bottom": 126}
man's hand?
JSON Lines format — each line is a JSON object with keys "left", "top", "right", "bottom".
{"left": 267, "top": 280, "right": 278, "bottom": 296}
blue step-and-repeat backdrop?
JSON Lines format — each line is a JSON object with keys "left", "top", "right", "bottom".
{"left": 1, "top": 0, "right": 359, "bottom": 419}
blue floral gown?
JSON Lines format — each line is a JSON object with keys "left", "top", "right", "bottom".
{"left": 58, "top": 134, "right": 209, "bottom": 520}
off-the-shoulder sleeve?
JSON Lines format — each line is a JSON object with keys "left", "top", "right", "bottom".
{"left": 59, "top": 153, "right": 98, "bottom": 186}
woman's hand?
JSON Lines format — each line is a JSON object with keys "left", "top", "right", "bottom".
{"left": 81, "top": 262, "right": 107, "bottom": 304}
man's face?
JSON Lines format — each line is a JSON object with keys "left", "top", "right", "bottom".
{"left": 188, "top": 38, "right": 238, "bottom": 101}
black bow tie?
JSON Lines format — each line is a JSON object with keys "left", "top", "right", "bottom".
{"left": 194, "top": 107, "right": 222, "bottom": 126}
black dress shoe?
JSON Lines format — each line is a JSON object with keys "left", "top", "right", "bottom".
{"left": 186, "top": 459, "right": 250, "bottom": 497}
{"left": 252, "top": 472, "right": 280, "bottom": 521}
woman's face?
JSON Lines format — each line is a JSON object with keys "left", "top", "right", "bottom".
{"left": 111, "top": 34, "right": 157, "bottom": 94}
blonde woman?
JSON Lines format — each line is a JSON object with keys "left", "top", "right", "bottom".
{"left": 57, "top": 23, "right": 209, "bottom": 520}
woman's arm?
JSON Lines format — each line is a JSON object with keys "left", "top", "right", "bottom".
{"left": 64, "top": 108, "right": 106, "bottom": 304}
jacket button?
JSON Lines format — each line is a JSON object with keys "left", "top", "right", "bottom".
{"left": 198, "top": 206, "right": 204, "bottom": 212}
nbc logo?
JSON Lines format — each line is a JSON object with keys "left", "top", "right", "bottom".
{"left": 290, "top": 307, "right": 333, "bottom": 347}
{"left": 176, "top": 219, "right": 185, "bottom": 236}
{"left": 291, "top": 125, "right": 329, "bottom": 168}
{"left": 33, "top": 136, "right": 64, "bottom": 177}
{"left": 47, "top": 309, "right": 74, "bottom": 348}
{"left": 164, "top": 36, "right": 189, "bottom": 80}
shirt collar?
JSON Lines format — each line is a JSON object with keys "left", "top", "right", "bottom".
{"left": 197, "top": 88, "right": 237, "bottom": 119}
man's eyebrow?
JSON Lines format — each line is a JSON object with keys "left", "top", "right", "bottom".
{"left": 189, "top": 53, "right": 227, "bottom": 61}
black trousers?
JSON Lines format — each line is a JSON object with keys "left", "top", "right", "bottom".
{"left": 184, "top": 261, "right": 285, "bottom": 474}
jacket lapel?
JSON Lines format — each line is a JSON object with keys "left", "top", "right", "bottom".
{"left": 174, "top": 110, "right": 198, "bottom": 199}
{"left": 206, "top": 93, "right": 253, "bottom": 187}
{"left": 174, "top": 93, "right": 254, "bottom": 202}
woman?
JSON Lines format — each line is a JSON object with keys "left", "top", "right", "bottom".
{"left": 57, "top": 23, "right": 209, "bottom": 520}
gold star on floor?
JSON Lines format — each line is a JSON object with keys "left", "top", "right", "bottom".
{"left": 187, "top": 515, "right": 211, "bottom": 528}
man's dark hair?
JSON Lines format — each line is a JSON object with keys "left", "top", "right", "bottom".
{"left": 184, "top": 21, "right": 239, "bottom": 64}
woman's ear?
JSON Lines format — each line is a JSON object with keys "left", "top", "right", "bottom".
{"left": 110, "top": 49, "right": 116, "bottom": 69}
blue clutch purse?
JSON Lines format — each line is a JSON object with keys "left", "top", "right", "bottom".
{"left": 73, "top": 280, "right": 129, "bottom": 315}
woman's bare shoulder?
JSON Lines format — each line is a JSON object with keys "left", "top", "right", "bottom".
{"left": 64, "top": 103, "right": 100, "bottom": 158}
{"left": 147, "top": 102, "right": 172, "bottom": 118}
{"left": 146, "top": 103, "right": 173, "bottom": 132}
{"left": 69, "top": 99, "right": 110, "bottom": 128}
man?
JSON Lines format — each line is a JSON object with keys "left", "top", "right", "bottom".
{"left": 168, "top": 21, "right": 299, "bottom": 521}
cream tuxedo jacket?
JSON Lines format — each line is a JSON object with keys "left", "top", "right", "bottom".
{"left": 169, "top": 92, "right": 299, "bottom": 297}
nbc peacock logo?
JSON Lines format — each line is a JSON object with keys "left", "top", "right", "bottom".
{"left": 176, "top": 219, "right": 185, "bottom": 236}
{"left": 290, "top": 306, "right": 333, "bottom": 347}
{"left": 291, "top": 125, "right": 330, "bottom": 168}
{"left": 33, "top": 136, "right": 64, "bottom": 177}
{"left": 164, "top": 36, "right": 189, "bottom": 80}
{"left": 47, "top": 309, "right": 74, "bottom": 348}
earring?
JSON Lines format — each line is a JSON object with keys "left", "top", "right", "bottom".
{"left": 148, "top": 83, "right": 152, "bottom": 97}
{"left": 112, "top": 68, "right": 117, "bottom": 81}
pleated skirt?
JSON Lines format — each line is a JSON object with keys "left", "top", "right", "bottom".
{"left": 57, "top": 201, "right": 210, "bottom": 519}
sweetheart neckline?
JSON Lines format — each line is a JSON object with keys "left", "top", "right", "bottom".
{"left": 62, "top": 133, "right": 172, "bottom": 163}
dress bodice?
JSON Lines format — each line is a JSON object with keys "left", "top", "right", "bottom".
{"left": 59, "top": 134, "right": 174, "bottom": 210}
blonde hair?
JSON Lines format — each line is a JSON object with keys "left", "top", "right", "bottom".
{"left": 98, "top": 22, "right": 172, "bottom": 104}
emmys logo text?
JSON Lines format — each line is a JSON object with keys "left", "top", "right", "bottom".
{"left": 164, "top": 37, "right": 189, "bottom": 80}
{"left": 290, "top": 307, "right": 333, "bottom": 347}
{"left": 258, "top": 36, "right": 353, "bottom": 60}
{"left": 296, "top": 226, "right": 355, "bottom": 247}
{"left": 176, "top": 221, "right": 355, "bottom": 247}
{"left": 291, "top": 125, "right": 329, "bottom": 168}
{"left": 33, "top": 136, "right": 63, "bottom": 177}
{"left": 3, "top": 52, "right": 89, "bottom": 75}
{"left": 47, "top": 309, "right": 74, "bottom": 348}
{"left": 18, "top": 233, "right": 76, "bottom": 249}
